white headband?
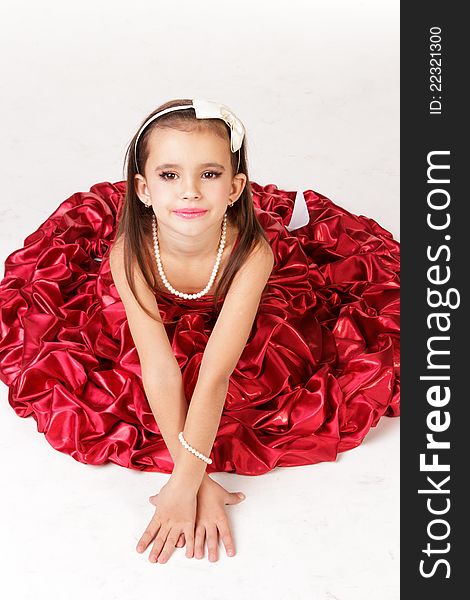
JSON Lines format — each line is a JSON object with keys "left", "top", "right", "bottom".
{"left": 133, "top": 98, "right": 245, "bottom": 173}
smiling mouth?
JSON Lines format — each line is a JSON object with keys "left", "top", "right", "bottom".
{"left": 173, "top": 210, "right": 208, "bottom": 219}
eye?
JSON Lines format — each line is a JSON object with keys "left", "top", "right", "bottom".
{"left": 159, "top": 172, "right": 176, "bottom": 180}
{"left": 159, "top": 171, "right": 222, "bottom": 181}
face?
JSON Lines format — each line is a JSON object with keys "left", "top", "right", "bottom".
{"left": 134, "top": 125, "right": 246, "bottom": 237}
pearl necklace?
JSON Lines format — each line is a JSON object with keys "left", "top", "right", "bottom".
{"left": 151, "top": 213, "right": 227, "bottom": 299}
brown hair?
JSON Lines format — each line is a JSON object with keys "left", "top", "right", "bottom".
{"left": 113, "top": 98, "right": 270, "bottom": 324}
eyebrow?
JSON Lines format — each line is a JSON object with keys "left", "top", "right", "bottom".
{"left": 154, "top": 162, "right": 226, "bottom": 171}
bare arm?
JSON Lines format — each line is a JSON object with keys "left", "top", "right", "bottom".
{"left": 172, "top": 240, "right": 275, "bottom": 491}
{"left": 143, "top": 377, "right": 190, "bottom": 470}
{"left": 109, "top": 239, "right": 203, "bottom": 477}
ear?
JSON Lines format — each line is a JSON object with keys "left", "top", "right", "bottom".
{"left": 134, "top": 173, "right": 151, "bottom": 206}
{"left": 229, "top": 172, "right": 247, "bottom": 205}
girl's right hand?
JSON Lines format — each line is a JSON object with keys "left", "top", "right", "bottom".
{"left": 149, "top": 475, "right": 246, "bottom": 561}
{"left": 136, "top": 477, "right": 197, "bottom": 563}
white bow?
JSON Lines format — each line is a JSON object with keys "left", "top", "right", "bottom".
{"left": 192, "top": 98, "right": 245, "bottom": 152}
{"left": 286, "top": 190, "right": 310, "bottom": 231}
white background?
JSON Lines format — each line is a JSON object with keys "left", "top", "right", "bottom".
{"left": 0, "top": 1, "right": 400, "bottom": 598}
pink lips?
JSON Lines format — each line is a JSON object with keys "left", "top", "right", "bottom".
{"left": 173, "top": 209, "right": 208, "bottom": 219}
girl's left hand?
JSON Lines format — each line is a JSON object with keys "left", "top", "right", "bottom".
{"left": 149, "top": 476, "right": 246, "bottom": 561}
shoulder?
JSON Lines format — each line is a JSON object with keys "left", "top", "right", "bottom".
{"left": 256, "top": 236, "right": 275, "bottom": 265}
{"left": 110, "top": 235, "right": 149, "bottom": 281}
{"left": 109, "top": 236, "right": 124, "bottom": 283}
{"left": 229, "top": 236, "right": 274, "bottom": 296}
{"left": 109, "top": 235, "right": 155, "bottom": 307}
{"left": 109, "top": 234, "right": 125, "bottom": 266}
{"left": 244, "top": 237, "right": 274, "bottom": 274}
{"left": 109, "top": 236, "right": 130, "bottom": 287}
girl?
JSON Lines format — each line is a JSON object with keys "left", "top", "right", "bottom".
{"left": 0, "top": 97, "right": 400, "bottom": 565}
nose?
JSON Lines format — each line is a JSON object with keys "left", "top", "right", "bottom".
{"left": 180, "top": 175, "right": 201, "bottom": 200}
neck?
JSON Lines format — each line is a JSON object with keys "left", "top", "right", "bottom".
{"left": 154, "top": 219, "right": 230, "bottom": 262}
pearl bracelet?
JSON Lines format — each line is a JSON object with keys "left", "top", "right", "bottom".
{"left": 178, "top": 431, "right": 213, "bottom": 464}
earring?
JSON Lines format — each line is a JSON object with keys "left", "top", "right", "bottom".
{"left": 229, "top": 200, "right": 234, "bottom": 207}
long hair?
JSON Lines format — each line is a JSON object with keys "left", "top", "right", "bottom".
{"left": 113, "top": 98, "right": 270, "bottom": 325}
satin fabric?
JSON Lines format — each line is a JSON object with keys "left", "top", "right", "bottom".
{"left": 0, "top": 180, "right": 400, "bottom": 475}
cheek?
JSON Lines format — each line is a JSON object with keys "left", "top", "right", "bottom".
{"left": 210, "top": 179, "right": 230, "bottom": 197}
{"left": 149, "top": 180, "right": 165, "bottom": 194}
{"left": 148, "top": 183, "right": 170, "bottom": 205}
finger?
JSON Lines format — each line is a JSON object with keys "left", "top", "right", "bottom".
{"left": 136, "top": 516, "right": 161, "bottom": 553}
{"left": 218, "top": 519, "right": 236, "bottom": 557}
{"left": 184, "top": 525, "right": 195, "bottom": 559}
{"left": 149, "top": 525, "right": 170, "bottom": 563}
{"left": 205, "top": 524, "right": 219, "bottom": 562}
{"left": 194, "top": 524, "right": 205, "bottom": 559}
{"left": 176, "top": 532, "right": 185, "bottom": 547}
{"left": 225, "top": 491, "right": 246, "bottom": 505}
{"left": 157, "top": 529, "right": 181, "bottom": 564}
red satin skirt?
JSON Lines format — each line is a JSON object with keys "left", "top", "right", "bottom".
{"left": 0, "top": 180, "right": 400, "bottom": 475}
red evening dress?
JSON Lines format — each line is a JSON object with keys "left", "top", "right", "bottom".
{"left": 0, "top": 180, "right": 400, "bottom": 475}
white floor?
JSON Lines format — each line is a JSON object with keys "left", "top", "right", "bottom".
{"left": 0, "top": 1, "right": 399, "bottom": 598}
{"left": 0, "top": 389, "right": 399, "bottom": 600}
